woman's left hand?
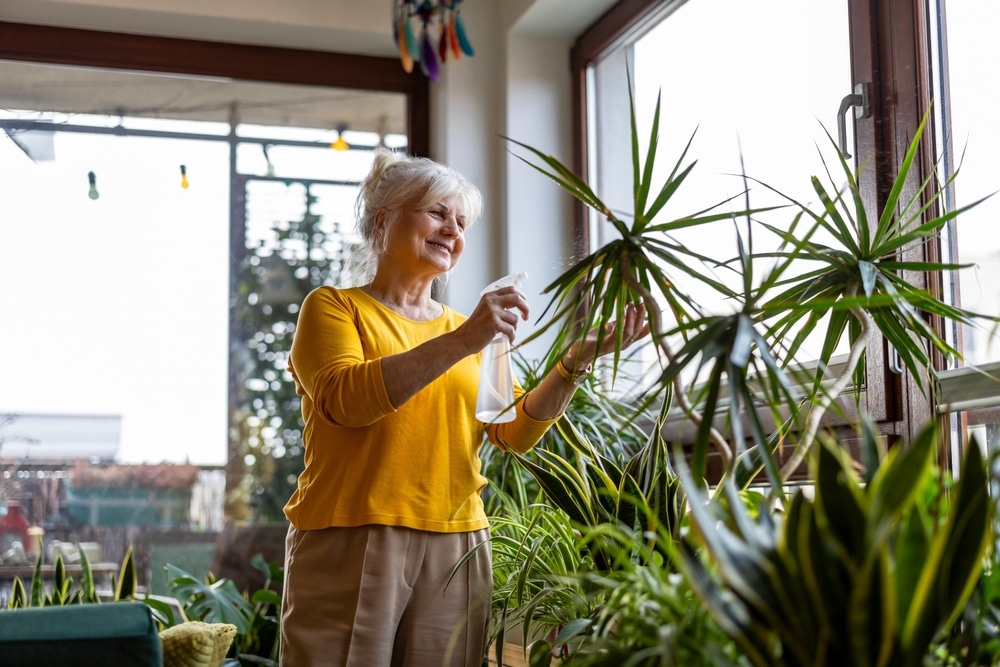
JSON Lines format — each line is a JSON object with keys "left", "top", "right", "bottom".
{"left": 562, "top": 302, "right": 650, "bottom": 372}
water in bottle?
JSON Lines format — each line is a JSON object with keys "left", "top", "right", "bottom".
{"left": 475, "top": 272, "right": 527, "bottom": 423}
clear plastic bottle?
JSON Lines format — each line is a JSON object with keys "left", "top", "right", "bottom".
{"left": 475, "top": 272, "right": 527, "bottom": 423}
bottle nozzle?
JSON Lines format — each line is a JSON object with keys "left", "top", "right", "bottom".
{"left": 480, "top": 271, "right": 527, "bottom": 296}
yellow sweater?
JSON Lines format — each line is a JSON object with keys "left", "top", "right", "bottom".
{"left": 283, "top": 286, "right": 557, "bottom": 533}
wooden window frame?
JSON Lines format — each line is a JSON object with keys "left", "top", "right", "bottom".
{"left": 0, "top": 20, "right": 429, "bottom": 157}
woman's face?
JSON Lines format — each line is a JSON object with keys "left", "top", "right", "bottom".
{"left": 381, "top": 194, "right": 468, "bottom": 277}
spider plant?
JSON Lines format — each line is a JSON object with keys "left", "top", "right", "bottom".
{"left": 481, "top": 486, "right": 598, "bottom": 666}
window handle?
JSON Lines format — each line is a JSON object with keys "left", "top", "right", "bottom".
{"left": 837, "top": 83, "right": 870, "bottom": 159}
{"left": 887, "top": 341, "right": 904, "bottom": 375}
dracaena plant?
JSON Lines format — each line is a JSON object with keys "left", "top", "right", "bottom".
{"left": 754, "top": 109, "right": 994, "bottom": 479}
{"left": 507, "top": 395, "right": 684, "bottom": 569}
{"left": 511, "top": 77, "right": 995, "bottom": 487}
{"left": 508, "top": 72, "right": 786, "bottom": 484}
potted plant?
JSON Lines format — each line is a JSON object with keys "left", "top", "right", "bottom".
{"left": 482, "top": 71, "right": 997, "bottom": 665}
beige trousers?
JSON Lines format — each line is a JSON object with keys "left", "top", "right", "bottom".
{"left": 279, "top": 524, "right": 492, "bottom": 667}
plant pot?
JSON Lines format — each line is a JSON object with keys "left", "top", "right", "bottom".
{"left": 66, "top": 485, "right": 192, "bottom": 527}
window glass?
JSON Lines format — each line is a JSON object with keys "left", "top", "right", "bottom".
{"left": 0, "top": 60, "right": 406, "bottom": 571}
{"left": 929, "top": 1, "right": 1000, "bottom": 460}
{"left": 588, "top": 0, "right": 852, "bottom": 385}
{"left": 933, "top": 1, "right": 1000, "bottom": 367}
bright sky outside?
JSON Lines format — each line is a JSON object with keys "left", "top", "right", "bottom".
{"left": 631, "top": 0, "right": 999, "bottom": 365}
{"left": 1, "top": 1, "right": 997, "bottom": 465}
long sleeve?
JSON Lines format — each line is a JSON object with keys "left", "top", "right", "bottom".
{"left": 289, "top": 286, "right": 397, "bottom": 427}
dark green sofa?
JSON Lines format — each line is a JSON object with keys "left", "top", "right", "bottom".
{"left": 0, "top": 602, "right": 162, "bottom": 666}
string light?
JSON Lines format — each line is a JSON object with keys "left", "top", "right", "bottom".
{"left": 180, "top": 164, "right": 190, "bottom": 189}
{"left": 87, "top": 171, "right": 100, "bottom": 200}
{"left": 330, "top": 125, "right": 350, "bottom": 152}
{"left": 393, "top": 0, "right": 475, "bottom": 81}
{"left": 376, "top": 115, "right": 389, "bottom": 148}
{"left": 262, "top": 144, "right": 275, "bottom": 177}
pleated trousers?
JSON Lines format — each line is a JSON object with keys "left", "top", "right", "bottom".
{"left": 280, "top": 524, "right": 492, "bottom": 667}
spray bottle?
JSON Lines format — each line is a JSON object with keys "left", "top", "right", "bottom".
{"left": 475, "top": 272, "right": 528, "bottom": 423}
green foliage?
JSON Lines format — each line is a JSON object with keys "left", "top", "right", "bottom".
{"left": 485, "top": 489, "right": 598, "bottom": 661}
{"left": 758, "top": 113, "right": 986, "bottom": 394}
{"left": 480, "top": 353, "right": 655, "bottom": 514}
{"left": 160, "top": 554, "right": 282, "bottom": 666}
{"left": 509, "top": 66, "right": 997, "bottom": 491}
{"left": 937, "top": 556, "right": 1000, "bottom": 666}
{"left": 558, "top": 523, "right": 744, "bottom": 667}
{"left": 485, "top": 485, "right": 743, "bottom": 667}
{"left": 493, "top": 71, "right": 1000, "bottom": 667}
{"left": 676, "top": 420, "right": 994, "bottom": 667}
{"left": 509, "top": 393, "right": 684, "bottom": 571}
{"left": 507, "top": 73, "right": 771, "bottom": 389}
{"left": 5, "top": 544, "right": 140, "bottom": 609}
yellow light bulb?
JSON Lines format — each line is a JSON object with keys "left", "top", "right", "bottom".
{"left": 180, "top": 165, "right": 190, "bottom": 189}
{"left": 331, "top": 136, "right": 349, "bottom": 151}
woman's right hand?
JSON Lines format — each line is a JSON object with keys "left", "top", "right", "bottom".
{"left": 457, "top": 286, "right": 530, "bottom": 352}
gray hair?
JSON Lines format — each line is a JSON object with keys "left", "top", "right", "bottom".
{"left": 341, "top": 148, "right": 484, "bottom": 286}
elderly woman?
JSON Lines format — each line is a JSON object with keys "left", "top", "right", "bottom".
{"left": 279, "top": 148, "right": 647, "bottom": 667}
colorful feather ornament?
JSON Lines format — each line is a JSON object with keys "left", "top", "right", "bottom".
{"left": 454, "top": 10, "right": 474, "bottom": 57}
{"left": 438, "top": 18, "right": 449, "bottom": 64}
{"left": 448, "top": 10, "right": 462, "bottom": 59}
{"left": 404, "top": 16, "right": 421, "bottom": 63}
{"left": 392, "top": 0, "right": 473, "bottom": 79}
{"left": 420, "top": 26, "right": 439, "bottom": 81}
{"left": 397, "top": 16, "right": 414, "bottom": 73}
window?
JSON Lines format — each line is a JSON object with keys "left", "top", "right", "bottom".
{"left": 0, "top": 21, "right": 427, "bottom": 589}
{"left": 573, "top": 0, "right": 986, "bottom": 464}
{"left": 927, "top": 1, "right": 1000, "bottom": 461}
{"left": 587, "top": 1, "right": 853, "bottom": 382}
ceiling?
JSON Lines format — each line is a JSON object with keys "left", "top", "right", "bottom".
{"left": 0, "top": 59, "right": 407, "bottom": 135}
{"left": 0, "top": 0, "right": 621, "bottom": 137}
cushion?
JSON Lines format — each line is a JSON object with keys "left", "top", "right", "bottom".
{"left": 0, "top": 602, "right": 162, "bottom": 667}
{"left": 160, "top": 621, "right": 238, "bottom": 667}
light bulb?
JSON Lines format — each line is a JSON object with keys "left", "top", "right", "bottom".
{"left": 87, "top": 171, "right": 100, "bottom": 200}
{"left": 330, "top": 125, "right": 350, "bottom": 151}
{"left": 180, "top": 165, "right": 190, "bottom": 189}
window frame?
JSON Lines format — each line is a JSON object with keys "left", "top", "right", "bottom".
{"left": 0, "top": 21, "right": 429, "bottom": 156}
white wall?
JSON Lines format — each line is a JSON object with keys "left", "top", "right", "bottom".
{"left": 500, "top": 32, "right": 578, "bottom": 359}
{"left": 429, "top": 0, "right": 615, "bottom": 361}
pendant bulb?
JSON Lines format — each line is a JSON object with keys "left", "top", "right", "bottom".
{"left": 180, "top": 164, "right": 190, "bottom": 189}
{"left": 87, "top": 171, "right": 100, "bottom": 200}
{"left": 331, "top": 125, "right": 350, "bottom": 151}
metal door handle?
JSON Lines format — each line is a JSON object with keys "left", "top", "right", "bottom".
{"left": 838, "top": 83, "right": 870, "bottom": 159}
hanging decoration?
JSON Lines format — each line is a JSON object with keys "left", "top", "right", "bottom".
{"left": 87, "top": 171, "right": 100, "bottom": 200}
{"left": 180, "top": 164, "right": 190, "bottom": 189}
{"left": 393, "top": 0, "right": 475, "bottom": 81}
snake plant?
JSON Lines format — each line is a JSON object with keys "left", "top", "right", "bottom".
{"left": 676, "top": 419, "right": 993, "bottom": 667}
